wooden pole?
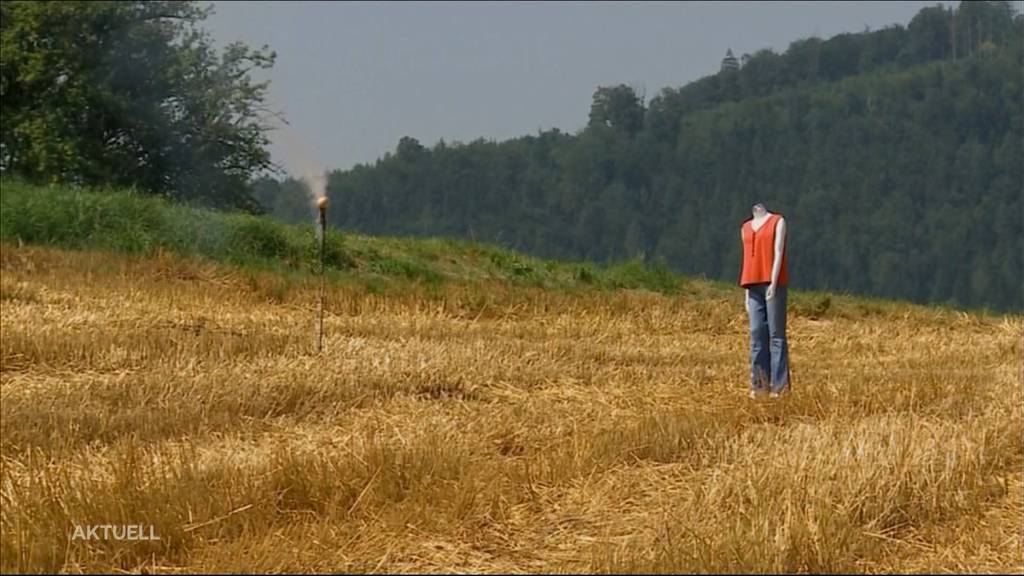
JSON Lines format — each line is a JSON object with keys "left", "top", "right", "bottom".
{"left": 317, "top": 203, "right": 326, "bottom": 353}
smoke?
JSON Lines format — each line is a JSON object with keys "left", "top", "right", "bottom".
{"left": 302, "top": 171, "right": 327, "bottom": 205}
{"left": 274, "top": 120, "right": 328, "bottom": 219}
{"left": 304, "top": 170, "right": 328, "bottom": 243}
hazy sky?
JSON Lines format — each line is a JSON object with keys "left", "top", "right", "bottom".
{"left": 204, "top": 1, "right": 952, "bottom": 177}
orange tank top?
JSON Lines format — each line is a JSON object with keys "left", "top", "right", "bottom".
{"left": 740, "top": 213, "right": 788, "bottom": 288}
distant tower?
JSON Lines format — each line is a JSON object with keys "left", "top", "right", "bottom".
{"left": 721, "top": 48, "right": 739, "bottom": 72}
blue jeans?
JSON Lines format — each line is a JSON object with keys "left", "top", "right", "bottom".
{"left": 747, "top": 283, "right": 790, "bottom": 393}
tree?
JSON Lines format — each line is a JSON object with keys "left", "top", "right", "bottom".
{"left": 901, "top": 5, "right": 951, "bottom": 64}
{"left": 252, "top": 176, "right": 313, "bottom": 224}
{"left": 396, "top": 136, "right": 426, "bottom": 162}
{"left": 819, "top": 33, "right": 866, "bottom": 80}
{"left": 588, "top": 85, "right": 645, "bottom": 137}
{"left": 0, "top": 1, "right": 278, "bottom": 211}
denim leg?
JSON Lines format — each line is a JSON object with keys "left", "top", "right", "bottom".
{"left": 767, "top": 285, "right": 790, "bottom": 393}
{"left": 747, "top": 285, "right": 770, "bottom": 391}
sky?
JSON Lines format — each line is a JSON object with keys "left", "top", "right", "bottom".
{"left": 204, "top": 1, "right": 954, "bottom": 178}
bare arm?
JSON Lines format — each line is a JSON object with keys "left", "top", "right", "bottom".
{"left": 742, "top": 228, "right": 750, "bottom": 312}
{"left": 767, "top": 217, "right": 786, "bottom": 300}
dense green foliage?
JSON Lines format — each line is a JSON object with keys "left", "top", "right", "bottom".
{"left": 0, "top": 1, "right": 277, "bottom": 211}
{"left": 252, "top": 176, "right": 316, "bottom": 224}
{"left": 0, "top": 179, "right": 345, "bottom": 270}
{"left": 256, "top": 2, "right": 1023, "bottom": 311}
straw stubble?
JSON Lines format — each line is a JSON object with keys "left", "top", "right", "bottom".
{"left": 0, "top": 244, "right": 1020, "bottom": 574}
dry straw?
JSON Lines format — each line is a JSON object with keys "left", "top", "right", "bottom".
{"left": 0, "top": 243, "right": 1020, "bottom": 573}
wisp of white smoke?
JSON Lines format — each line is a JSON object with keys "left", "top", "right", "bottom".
{"left": 275, "top": 121, "right": 329, "bottom": 222}
{"left": 302, "top": 171, "right": 327, "bottom": 207}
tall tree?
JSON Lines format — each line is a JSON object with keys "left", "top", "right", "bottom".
{"left": 0, "top": 1, "right": 278, "bottom": 211}
{"left": 588, "top": 85, "right": 645, "bottom": 137}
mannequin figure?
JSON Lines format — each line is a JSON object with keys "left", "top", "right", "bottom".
{"left": 739, "top": 203, "right": 790, "bottom": 398}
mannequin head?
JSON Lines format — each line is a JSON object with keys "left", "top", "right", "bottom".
{"left": 751, "top": 203, "right": 768, "bottom": 218}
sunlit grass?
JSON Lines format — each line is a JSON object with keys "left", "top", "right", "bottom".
{"left": 1, "top": 243, "right": 1021, "bottom": 573}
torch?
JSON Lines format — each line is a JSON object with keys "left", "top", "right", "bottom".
{"left": 316, "top": 195, "right": 328, "bottom": 353}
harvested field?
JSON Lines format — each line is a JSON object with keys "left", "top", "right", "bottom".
{"left": 1, "top": 244, "right": 1021, "bottom": 573}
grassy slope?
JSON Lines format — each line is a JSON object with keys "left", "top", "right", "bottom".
{"left": 0, "top": 178, "right": 971, "bottom": 322}
{"left": 0, "top": 178, "right": 683, "bottom": 294}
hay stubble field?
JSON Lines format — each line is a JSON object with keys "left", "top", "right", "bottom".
{"left": 1, "top": 243, "right": 1021, "bottom": 573}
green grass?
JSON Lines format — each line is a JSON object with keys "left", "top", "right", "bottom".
{"left": 0, "top": 178, "right": 704, "bottom": 297}
{"left": 1, "top": 178, "right": 993, "bottom": 320}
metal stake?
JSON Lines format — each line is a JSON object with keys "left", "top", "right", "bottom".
{"left": 317, "top": 197, "right": 328, "bottom": 353}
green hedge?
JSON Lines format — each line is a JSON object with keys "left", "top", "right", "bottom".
{"left": 0, "top": 179, "right": 352, "bottom": 271}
